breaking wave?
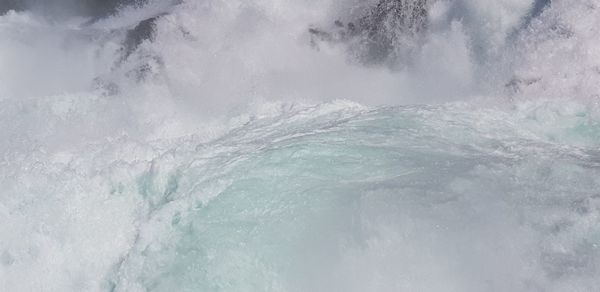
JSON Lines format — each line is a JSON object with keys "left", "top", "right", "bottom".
{"left": 1, "top": 0, "right": 600, "bottom": 291}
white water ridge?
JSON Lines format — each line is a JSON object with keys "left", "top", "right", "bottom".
{"left": 1, "top": 0, "right": 600, "bottom": 291}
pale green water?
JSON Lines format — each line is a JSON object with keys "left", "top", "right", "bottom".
{"left": 1, "top": 98, "right": 599, "bottom": 291}
{"left": 2, "top": 0, "right": 600, "bottom": 291}
{"left": 102, "top": 102, "right": 600, "bottom": 292}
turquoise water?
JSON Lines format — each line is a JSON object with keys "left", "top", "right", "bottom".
{"left": 1, "top": 97, "right": 599, "bottom": 291}
{"left": 101, "top": 103, "right": 600, "bottom": 291}
{"left": 2, "top": 0, "right": 600, "bottom": 291}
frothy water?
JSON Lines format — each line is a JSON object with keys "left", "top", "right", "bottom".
{"left": 1, "top": 0, "right": 600, "bottom": 291}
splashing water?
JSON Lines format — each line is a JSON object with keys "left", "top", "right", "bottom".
{"left": 1, "top": 0, "right": 600, "bottom": 291}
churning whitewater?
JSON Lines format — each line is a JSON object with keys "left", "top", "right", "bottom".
{"left": 1, "top": 0, "right": 600, "bottom": 291}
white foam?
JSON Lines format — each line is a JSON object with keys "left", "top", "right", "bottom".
{"left": 1, "top": 0, "right": 599, "bottom": 291}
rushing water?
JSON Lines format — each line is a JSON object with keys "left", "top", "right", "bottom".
{"left": 1, "top": 0, "right": 600, "bottom": 291}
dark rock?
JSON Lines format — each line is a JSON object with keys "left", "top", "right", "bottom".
{"left": 505, "top": 77, "right": 541, "bottom": 93}
{"left": 0, "top": 0, "right": 145, "bottom": 18}
{"left": 310, "top": 0, "right": 429, "bottom": 66}
{"left": 123, "top": 14, "right": 163, "bottom": 58}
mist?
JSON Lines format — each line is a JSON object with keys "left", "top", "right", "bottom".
{"left": 2, "top": 1, "right": 600, "bottom": 291}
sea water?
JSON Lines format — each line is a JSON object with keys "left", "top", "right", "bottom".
{"left": 1, "top": 0, "right": 600, "bottom": 291}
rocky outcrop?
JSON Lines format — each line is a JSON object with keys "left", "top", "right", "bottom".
{"left": 310, "top": 0, "right": 429, "bottom": 66}
{"left": 0, "top": 0, "right": 23, "bottom": 15}
{"left": 0, "top": 0, "right": 140, "bottom": 18}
